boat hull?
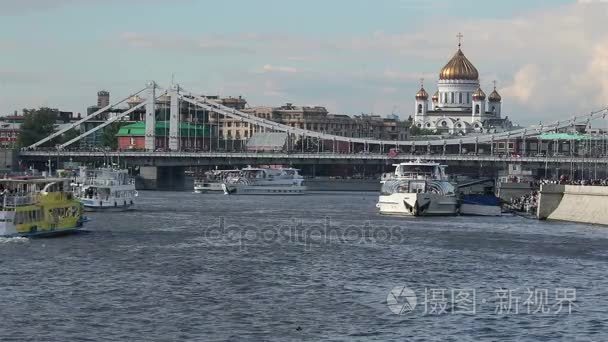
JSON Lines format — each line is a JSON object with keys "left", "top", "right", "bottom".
{"left": 377, "top": 193, "right": 458, "bottom": 216}
{"left": 2, "top": 226, "right": 84, "bottom": 238}
{"left": 459, "top": 195, "right": 502, "bottom": 216}
{"left": 83, "top": 204, "right": 134, "bottom": 212}
{"left": 79, "top": 198, "right": 135, "bottom": 212}
{"left": 459, "top": 204, "right": 502, "bottom": 216}
{"left": 194, "top": 182, "right": 224, "bottom": 193}
{"left": 223, "top": 184, "right": 307, "bottom": 195}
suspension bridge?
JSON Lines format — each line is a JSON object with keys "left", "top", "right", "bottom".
{"left": 17, "top": 81, "right": 608, "bottom": 188}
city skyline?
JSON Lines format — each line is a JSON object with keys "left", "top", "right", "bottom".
{"left": 1, "top": 0, "right": 607, "bottom": 126}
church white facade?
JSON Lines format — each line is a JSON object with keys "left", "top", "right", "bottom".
{"left": 413, "top": 42, "right": 512, "bottom": 135}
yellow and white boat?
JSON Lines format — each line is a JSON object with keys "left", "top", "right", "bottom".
{"left": 0, "top": 178, "right": 85, "bottom": 237}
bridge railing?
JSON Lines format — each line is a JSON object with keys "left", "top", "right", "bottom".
{"left": 19, "top": 150, "right": 608, "bottom": 164}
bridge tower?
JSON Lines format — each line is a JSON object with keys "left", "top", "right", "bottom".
{"left": 145, "top": 81, "right": 157, "bottom": 151}
{"left": 169, "top": 84, "right": 181, "bottom": 151}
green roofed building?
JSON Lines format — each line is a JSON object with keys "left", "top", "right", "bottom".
{"left": 116, "top": 121, "right": 212, "bottom": 150}
{"left": 538, "top": 133, "right": 589, "bottom": 141}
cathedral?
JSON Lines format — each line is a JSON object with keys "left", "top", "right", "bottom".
{"left": 413, "top": 38, "right": 512, "bottom": 135}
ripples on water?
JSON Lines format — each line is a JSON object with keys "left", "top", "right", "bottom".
{"left": 1, "top": 191, "right": 607, "bottom": 341}
{"left": 0, "top": 237, "right": 29, "bottom": 244}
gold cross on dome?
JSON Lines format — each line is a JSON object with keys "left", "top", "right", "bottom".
{"left": 420, "top": 78, "right": 424, "bottom": 88}
{"left": 493, "top": 80, "right": 497, "bottom": 90}
{"left": 457, "top": 32, "right": 463, "bottom": 48}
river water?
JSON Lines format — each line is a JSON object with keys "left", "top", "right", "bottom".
{"left": 1, "top": 191, "right": 607, "bottom": 341}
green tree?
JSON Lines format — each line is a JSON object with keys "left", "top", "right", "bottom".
{"left": 409, "top": 125, "right": 437, "bottom": 136}
{"left": 18, "top": 107, "right": 58, "bottom": 147}
{"left": 59, "top": 128, "right": 81, "bottom": 146}
{"left": 101, "top": 122, "right": 124, "bottom": 150}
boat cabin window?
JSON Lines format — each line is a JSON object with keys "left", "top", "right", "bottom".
{"left": 396, "top": 165, "right": 438, "bottom": 179}
{"left": 241, "top": 170, "right": 265, "bottom": 178}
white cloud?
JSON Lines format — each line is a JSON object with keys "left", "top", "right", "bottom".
{"left": 580, "top": 39, "right": 608, "bottom": 105}
{"left": 502, "top": 65, "right": 540, "bottom": 106}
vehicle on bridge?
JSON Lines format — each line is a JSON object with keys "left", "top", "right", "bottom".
{"left": 387, "top": 148, "right": 401, "bottom": 158}
{"left": 0, "top": 178, "right": 85, "bottom": 237}
{"left": 377, "top": 160, "right": 457, "bottom": 216}
{"left": 71, "top": 167, "right": 138, "bottom": 211}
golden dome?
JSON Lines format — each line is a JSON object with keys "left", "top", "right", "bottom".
{"left": 439, "top": 48, "right": 479, "bottom": 80}
{"left": 472, "top": 87, "right": 486, "bottom": 101}
{"left": 432, "top": 90, "right": 439, "bottom": 102}
{"left": 488, "top": 88, "right": 502, "bottom": 102}
{"left": 415, "top": 87, "right": 429, "bottom": 100}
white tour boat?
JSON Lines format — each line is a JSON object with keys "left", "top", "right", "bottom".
{"left": 222, "top": 166, "right": 307, "bottom": 195}
{"left": 194, "top": 169, "right": 240, "bottom": 193}
{"left": 376, "top": 160, "right": 458, "bottom": 216}
{"left": 72, "top": 166, "right": 138, "bottom": 211}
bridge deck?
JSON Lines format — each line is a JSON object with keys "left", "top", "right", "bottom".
{"left": 19, "top": 151, "right": 608, "bottom": 164}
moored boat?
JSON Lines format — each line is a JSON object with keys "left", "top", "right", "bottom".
{"left": 376, "top": 160, "right": 457, "bottom": 216}
{"left": 459, "top": 194, "right": 502, "bottom": 216}
{"left": 0, "top": 177, "right": 85, "bottom": 237}
{"left": 456, "top": 178, "right": 502, "bottom": 216}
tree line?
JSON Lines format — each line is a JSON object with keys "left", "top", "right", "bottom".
{"left": 17, "top": 107, "right": 122, "bottom": 149}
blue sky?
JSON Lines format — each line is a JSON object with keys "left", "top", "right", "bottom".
{"left": 1, "top": 0, "right": 607, "bottom": 126}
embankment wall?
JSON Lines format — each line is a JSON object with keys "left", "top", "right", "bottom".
{"left": 538, "top": 184, "right": 608, "bottom": 225}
